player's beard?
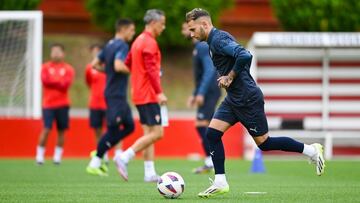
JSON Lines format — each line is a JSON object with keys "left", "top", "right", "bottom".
{"left": 199, "top": 27, "right": 206, "bottom": 41}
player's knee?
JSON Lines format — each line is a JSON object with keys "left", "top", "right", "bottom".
{"left": 152, "top": 126, "right": 164, "bottom": 141}
{"left": 206, "top": 127, "right": 223, "bottom": 143}
{"left": 257, "top": 136, "right": 271, "bottom": 151}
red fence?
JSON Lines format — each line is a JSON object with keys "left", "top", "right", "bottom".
{"left": 0, "top": 118, "right": 244, "bottom": 158}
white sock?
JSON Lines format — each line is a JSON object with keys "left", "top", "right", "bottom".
{"left": 204, "top": 156, "right": 213, "bottom": 167}
{"left": 89, "top": 156, "right": 102, "bottom": 168}
{"left": 115, "top": 149, "right": 123, "bottom": 157}
{"left": 302, "top": 144, "right": 317, "bottom": 157}
{"left": 36, "top": 146, "right": 45, "bottom": 162}
{"left": 53, "top": 146, "right": 63, "bottom": 163}
{"left": 214, "top": 174, "right": 228, "bottom": 187}
{"left": 103, "top": 152, "right": 109, "bottom": 162}
{"left": 144, "top": 161, "right": 156, "bottom": 177}
{"left": 120, "top": 147, "right": 135, "bottom": 164}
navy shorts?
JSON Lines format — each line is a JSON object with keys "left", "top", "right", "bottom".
{"left": 213, "top": 92, "right": 269, "bottom": 137}
{"left": 42, "top": 106, "right": 70, "bottom": 130}
{"left": 197, "top": 92, "right": 221, "bottom": 121}
{"left": 89, "top": 109, "right": 106, "bottom": 128}
{"left": 106, "top": 99, "right": 133, "bottom": 128}
{"left": 136, "top": 103, "right": 161, "bottom": 126}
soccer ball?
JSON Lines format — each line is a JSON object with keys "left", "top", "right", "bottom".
{"left": 157, "top": 172, "right": 185, "bottom": 199}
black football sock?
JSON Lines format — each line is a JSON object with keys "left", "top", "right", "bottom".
{"left": 258, "top": 136, "right": 304, "bottom": 153}
{"left": 206, "top": 127, "right": 225, "bottom": 174}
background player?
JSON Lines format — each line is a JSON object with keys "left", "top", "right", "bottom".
{"left": 181, "top": 22, "right": 221, "bottom": 174}
{"left": 36, "top": 43, "right": 75, "bottom": 165}
{"left": 185, "top": 8, "right": 326, "bottom": 198}
{"left": 86, "top": 19, "right": 135, "bottom": 176}
{"left": 115, "top": 9, "right": 167, "bottom": 182}
{"left": 85, "top": 44, "right": 123, "bottom": 163}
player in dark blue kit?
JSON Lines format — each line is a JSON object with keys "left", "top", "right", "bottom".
{"left": 182, "top": 22, "right": 221, "bottom": 174}
{"left": 185, "top": 8, "right": 326, "bottom": 198}
{"left": 86, "top": 19, "right": 136, "bottom": 176}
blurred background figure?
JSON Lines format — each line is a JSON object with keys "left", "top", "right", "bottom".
{"left": 86, "top": 19, "right": 136, "bottom": 177}
{"left": 181, "top": 22, "right": 221, "bottom": 174}
{"left": 85, "top": 44, "right": 124, "bottom": 163}
{"left": 36, "top": 43, "right": 75, "bottom": 165}
{"left": 116, "top": 9, "right": 167, "bottom": 182}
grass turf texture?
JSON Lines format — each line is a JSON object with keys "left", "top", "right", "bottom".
{"left": 0, "top": 159, "right": 359, "bottom": 202}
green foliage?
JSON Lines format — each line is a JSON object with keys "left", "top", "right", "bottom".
{"left": 271, "top": 0, "right": 360, "bottom": 31}
{"left": 0, "top": 0, "right": 40, "bottom": 10}
{"left": 85, "top": 0, "right": 233, "bottom": 47}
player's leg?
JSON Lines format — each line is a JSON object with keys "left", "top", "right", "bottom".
{"left": 36, "top": 108, "right": 54, "bottom": 165}
{"left": 53, "top": 106, "right": 69, "bottom": 165}
{"left": 87, "top": 103, "right": 134, "bottom": 176}
{"left": 142, "top": 125, "right": 160, "bottom": 182}
{"left": 198, "top": 101, "right": 236, "bottom": 198}
{"left": 116, "top": 103, "right": 163, "bottom": 181}
{"left": 242, "top": 92, "right": 325, "bottom": 176}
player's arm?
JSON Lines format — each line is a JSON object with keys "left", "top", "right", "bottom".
{"left": 217, "top": 37, "right": 252, "bottom": 88}
{"left": 92, "top": 49, "right": 105, "bottom": 72}
{"left": 58, "top": 65, "right": 75, "bottom": 91}
{"left": 114, "top": 48, "right": 130, "bottom": 74}
{"left": 220, "top": 38, "right": 252, "bottom": 78}
{"left": 91, "top": 57, "right": 105, "bottom": 72}
{"left": 85, "top": 65, "right": 92, "bottom": 87}
{"left": 41, "top": 65, "right": 61, "bottom": 88}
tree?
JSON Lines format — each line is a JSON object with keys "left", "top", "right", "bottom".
{"left": 271, "top": 0, "right": 360, "bottom": 31}
{"left": 86, "top": 0, "right": 233, "bottom": 47}
{"left": 0, "top": 0, "right": 40, "bottom": 10}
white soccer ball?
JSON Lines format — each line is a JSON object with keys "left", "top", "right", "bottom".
{"left": 157, "top": 172, "right": 185, "bottom": 199}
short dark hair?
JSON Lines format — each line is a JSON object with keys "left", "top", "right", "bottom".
{"left": 50, "top": 43, "right": 65, "bottom": 51}
{"left": 115, "top": 18, "right": 134, "bottom": 32}
{"left": 89, "top": 43, "right": 102, "bottom": 51}
{"left": 185, "top": 8, "right": 211, "bottom": 23}
{"left": 144, "top": 9, "right": 165, "bottom": 24}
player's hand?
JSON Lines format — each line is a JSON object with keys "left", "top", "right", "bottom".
{"left": 187, "top": 95, "right": 195, "bottom": 108}
{"left": 194, "top": 95, "right": 204, "bottom": 107}
{"left": 217, "top": 75, "right": 233, "bottom": 89}
{"left": 157, "top": 93, "right": 167, "bottom": 105}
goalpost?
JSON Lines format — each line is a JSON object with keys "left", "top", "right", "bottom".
{"left": 0, "top": 11, "right": 43, "bottom": 118}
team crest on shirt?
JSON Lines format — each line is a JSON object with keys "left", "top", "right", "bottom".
{"left": 155, "top": 114, "right": 160, "bottom": 123}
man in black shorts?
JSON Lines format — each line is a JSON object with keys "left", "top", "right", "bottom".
{"left": 186, "top": 8, "right": 326, "bottom": 198}
{"left": 182, "top": 22, "right": 221, "bottom": 174}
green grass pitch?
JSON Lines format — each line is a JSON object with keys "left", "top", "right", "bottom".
{"left": 0, "top": 159, "right": 359, "bottom": 202}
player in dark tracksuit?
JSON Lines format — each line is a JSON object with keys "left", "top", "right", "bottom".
{"left": 86, "top": 19, "right": 136, "bottom": 176}
{"left": 185, "top": 8, "right": 326, "bottom": 198}
{"left": 182, "top": 22, "right": 221, "bottom": 174}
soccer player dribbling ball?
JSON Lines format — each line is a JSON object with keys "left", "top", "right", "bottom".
{"left": 181, "top": 22, "right": 221, "bottom": 174}
{"left": 185, "top": 8, "right": 326, "bottom": 198}
{"left": 36, "top": 43, "right": 75, "bottom": 165}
